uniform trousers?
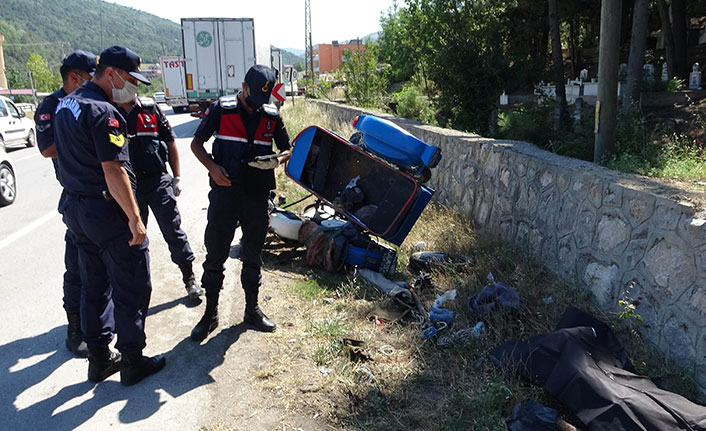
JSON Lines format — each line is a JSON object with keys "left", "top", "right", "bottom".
{"left": 136, "top": 172, "right": 194, "bottom": 268}
{"left": 60, "top": 194, "right": 151, "bottom": 354}
{"left": 201, "top": 184, "right": 269, "bottom": 296}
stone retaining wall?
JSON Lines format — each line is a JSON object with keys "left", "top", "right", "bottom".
{"left": 312, "top": 100, "right": 706, "bottom": 388}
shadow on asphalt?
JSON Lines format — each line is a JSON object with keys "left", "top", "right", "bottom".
{"left": 147, "top": 295, "right": 201, "bottom": 316}
{"left": 171, "top": 118, "right": 201, "bottom": 139}
{"left": 2, "top": 323, "right": 248, "bottom": 430}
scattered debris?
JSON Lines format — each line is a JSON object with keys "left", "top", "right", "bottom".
{"left": 354, "top": 365, "right": 374, "bottom": 384}
{"left": 408, "top": 251, "right": 472, "bottom": 273}
{"left": 379, "top": 345, "right": 396, "bottom": 356}
{"left": 414, "top": 241, "right": 427, "bottom": 250}
{"left": 542, "top": 296, "right": 554, "bottom": 304}
{"left": 319, "top": 367, "right": 333, "bottom": 377}
{"left": 342, "top": 338, "right": 371, "bottom": 362}
{"left": 468, "top": 276, "right": 520, "bottom": 318}
{"left": 357, "top": 269, "right": 413, "bottom": 305}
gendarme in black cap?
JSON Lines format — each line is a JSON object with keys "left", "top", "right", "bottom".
{"left": 62, "top": 50, "right": 97, "bottom": 75}
{"left": 98, "top": 45, "right": 151, "bottom": 85}
{"left": 244, "top": 65, "right": 276, "bottom": 107}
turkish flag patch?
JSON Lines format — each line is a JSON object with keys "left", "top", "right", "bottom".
{"left": 107, "top": 118, "right": 120, "bottom": 128}
{"left": 38, "top": 113, "right": 51, "bottom": 121}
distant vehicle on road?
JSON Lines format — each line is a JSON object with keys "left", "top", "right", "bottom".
{"left": 153, "top": 92, "right": 166, "bottom": 103}
{"left": 0, "top": 145, "right": 16, "bottom": 206}
{"left": 0, "top": 95, "right": 36, "bottom": 150}
{"left": 160, "top": 55, "right": 189, "bottom": 113}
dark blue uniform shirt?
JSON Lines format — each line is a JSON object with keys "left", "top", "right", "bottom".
{"left": 54, "top": 81, "right": 135, "bottom": 196}
{"left": 35, "top": 88, "right": 67, "bottom": 181}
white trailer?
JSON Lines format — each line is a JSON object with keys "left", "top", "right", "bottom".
{"left": 181, "top": 18, "right": 257, "bottom": 107}
{"left": 159, "top": 55, "right": 188, "bottom": 113}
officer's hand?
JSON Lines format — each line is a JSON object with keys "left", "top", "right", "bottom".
{"left": 209, "top": 164, "right": 231, "bottom": 186}
{"left": 248, "top": 158, "right": 279, "bottom": 170}
{"left": 172, "top": 176, "right": 182, "bottom": 197}
{"left": 128, "top": 217, "right": 147, "bottom": 246}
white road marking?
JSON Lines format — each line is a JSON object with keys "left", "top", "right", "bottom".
{"left": 12, "top": 152, "right": 42, "bottom": 163}
{"left": 0, "top": 210, "right": 59, "bottom": 251}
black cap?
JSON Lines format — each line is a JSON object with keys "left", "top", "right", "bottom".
{"left": 98, "top": 45, "right": 150, "bottom": 85}
{"left": 62, "top": 50, "right": 97, "bottom": 75}
{"left": 244, "top": 65, "right": 276, "bottom": 106}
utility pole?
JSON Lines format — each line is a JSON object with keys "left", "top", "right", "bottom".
{"left": 594, "top": 0, "right": 622, "bottom": 163}
{"left": 27, "top": 71, "right": 37, "bottom": 106}
{"left": 304, "top": 0, "right": 313, "bottom": 83}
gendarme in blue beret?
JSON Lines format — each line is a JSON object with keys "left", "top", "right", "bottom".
{"left": 62, "top": 50, "right": 97, "bottom": 75}
{"left": 244, "top": 65, "right": 276, "bottom": 106}
{"left": 99, "top": 45, "right": 151, "bottom": 85}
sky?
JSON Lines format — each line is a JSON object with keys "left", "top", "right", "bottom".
{"left": 105, "top": 0, "right": 402, "bottom": 51}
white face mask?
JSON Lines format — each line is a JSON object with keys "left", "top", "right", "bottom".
{"left": 111, "top": 71, "right": 138, "bottom": 103}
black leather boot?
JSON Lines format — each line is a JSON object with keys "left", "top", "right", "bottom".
{"left": 244, "top": 290, "right": 276, "bottom": 332}
{"left": 120, "top": 352, "right": 166, "bottom": 386}
{"left": 87, "top": 346, "right": 121, "bottom": 383}
{"left": 184, "top": 274, "right": 205, "bottom": 300}
{"left": 190, "top": 294, "right": 219, "bottom": 341}
{"left": 66, "top": 312, "right": 88, "bottom": 358}
{"left": 180, "top": 263, "right": 205, "bottom": 300}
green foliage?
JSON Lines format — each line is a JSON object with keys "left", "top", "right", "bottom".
{"left": 406, "top": 0, "right": 512, "bottom": 135}
{"left": 641, "top": 77, "right": 685, "bottom": 92}
{"left": 1, "top": 0, "right": 180, "bottom": 76}
{"left": 391, "top": 84, "right": 437, "bottom": 125}
{"left": 341, "top": 41, "right": 387, "bottom": 109}
{"left": 379, "top": 1, "right": 423, "bottom": 83}
{"left": 293, "top": 61, "right": 304, "bottom": 72}
{"left": 138, "top": 77, "right": 164, "bottom": 98}
{"left": 26, "top": 53, "right": 61, "bottom": 93}
{"left": 499, "top": 102, "right": 595, "bottom": 161}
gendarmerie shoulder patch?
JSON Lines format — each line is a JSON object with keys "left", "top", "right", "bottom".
{"left": 219, "top": 95, "right": 238, "bottom": 110}
{"left": 261, "top": 103, "right": 279, "bottom": 117}
{"left": 139, "top": 97, "right": 155, "bottom": 108}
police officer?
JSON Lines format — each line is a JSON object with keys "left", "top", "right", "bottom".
{"left": 116, "top": 96, "right": 204, "bottom": 301}
{"left": 36, "top": 50, "right": 97, "bottom": 358}
{"left": 53, "top": 45, "right": 165, "bottom": 385}
{"left": 190, "top": 65, "right": 290, "bottom": 341}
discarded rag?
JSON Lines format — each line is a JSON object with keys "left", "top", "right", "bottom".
{"left": 468, "top": 282, "right": 520, "bottom": 318}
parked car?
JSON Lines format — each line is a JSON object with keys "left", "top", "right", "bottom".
{"left": 153, "top": 91, "right": 166, "bottom": 103}
{"left": 0, "top": 145, "right": 16, "bottom": 206}
{"left": 0, "top": 95, "right": 36, "bottom": 150}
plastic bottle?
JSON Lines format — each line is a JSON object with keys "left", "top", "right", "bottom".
{"left": 470, "top": 321, "right": 485, "bottom": 338}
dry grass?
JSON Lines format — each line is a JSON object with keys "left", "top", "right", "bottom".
{"left": 241, "top": 102, "right": 706, "bottom": 430}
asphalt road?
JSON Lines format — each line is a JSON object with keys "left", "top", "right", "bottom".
{"left": 0, "top": 106, "right": 313, "bottom": 430}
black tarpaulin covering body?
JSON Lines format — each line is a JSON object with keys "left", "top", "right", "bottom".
{"left": 490, "top": 307, "right": 706, "bottom": 431}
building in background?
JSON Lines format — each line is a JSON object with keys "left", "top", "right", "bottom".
{"left": 313, "top": 39, "right": 364, "bottom": 74}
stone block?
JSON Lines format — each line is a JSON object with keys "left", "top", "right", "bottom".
{"left": 483, "top": 147, "right": 501, "bottom": 178}
{"left": 641, "top": 234, "right": 697, "bottom": 300}
{"left": 515, "top": 155, "right": 528, "bottom": 177}
{"left": 539, "top": 170, "right": 554, "bottom": 190}
{"left": 652, "top": 199, "right": 682, "bottom": 230}
{"left": 681, "top": 279, "right": 706, "bottom": 324}
{"left": 622, "top": 222, "right": 651, "bottom": 270}
{"left": 580, "top": 256, "right": 621, "bottom": 308}
{"left": 677, "top": 212, "right": 706, "bottom": 248}
{"left": 557, "top": 235, "right": 577, "bottom": 278}
{"left": 587, "top": 180, "right": 603, "bottom": 208}
{"left": 515, "top": 183, "right": 539, "bottom": 219}
{"left": 516, "top": 221, "right": 531, "bottom": 251}
{"left": 574, "top": 204, "right": 598, "bottom": 249}
{"left": 529, "top": 228, "right": 543, "bottom": 258}
{"left": 659, "top": 315, "right": 698, "bottom": 367}
{"left": 556, "top": 171, "right": 572, "bottom": 192}
{"left": 618, "top": 274, "right": 665, "bottom": 332}
{"left": 569, "top": 177, "right": 590, "bottom": 203}
{"left": 499, "top": 219, "right": 515, "bottom": 242}
{"left": 603, "top": 183, "right": 623, "bottom": 207}
{"left": 594, "top": 211, "right": 631, "bottom": 256}
{"left": 541, "top": 231, "right": 558, "bottom": 268}
{"left": 556, "top": 195, "right": 579, "bottom": 237}
{"left": 536, "top": 187, "right": 560, "bottom": 230}
{"left": 622, "top": 191, "right": 656, "bottom": 228}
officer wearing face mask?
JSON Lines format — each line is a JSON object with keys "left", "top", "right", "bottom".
{"left": 53, "top": 45, "right": 165, "bottom": 386}
{"left": 190, "top": 65, "right": 290, "bottom": 341}
{"left": 35, "top": 50, "right": 97, "bottom": 359}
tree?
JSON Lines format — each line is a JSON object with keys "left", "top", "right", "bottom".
{"left": 623, "top": 0, "right": 650, "bottom": 111}
{"left": 341, "top": 41, "right": 387, "bottom": 108}
{"left": 25, "top": 53, "right": 60, "bottom": 93}
{"left": 293, "top": 61, "right": 304, "bottom": 72}
{"left": 548, "top": 0, "right": 566, "bottom": 128}
{"left": 671, "top": 0, "right": 688, "bottom": 79}
{"left": 656, "top": 0, "right": 676, "bottom": 79}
